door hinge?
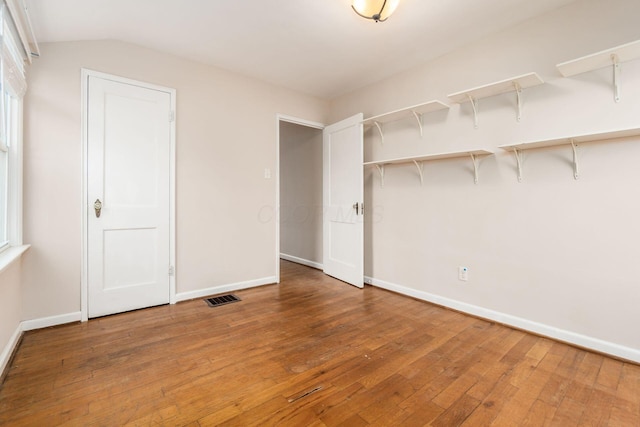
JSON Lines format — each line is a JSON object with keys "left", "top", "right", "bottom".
{"left": 169, "top": 111, "right": 175, "bottom": 122}
{"left": 168, "top": 266, "right": 175, "bottom": 276}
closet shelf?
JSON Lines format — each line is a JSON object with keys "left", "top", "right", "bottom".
{"left": 447, "top": 72, "right": 544, "bottom": 128}
{"left": 499, "top": 127, "right": 640, "bottom": 182}
{"left": 556, "top": 39, "right": 640, "bottom": 103}
{"left": 362, "top": 100, "right": 449, "bottom": 144}
{"left": 364, "top": 149, "right": 494, "bottom": 186}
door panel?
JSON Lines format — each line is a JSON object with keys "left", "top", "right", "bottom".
{"left": 104, "top": 94, "right": 161, "bottom": 207}
{"left": 87, "top": 76, "right": 171, "bottom": 318}
{"left": 103, "top": 228, "right": 157, "bottom": 290}
{"left": 323, "top": 113, "right": 364, "bottom": 288}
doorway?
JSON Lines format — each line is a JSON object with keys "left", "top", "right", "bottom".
{"left": 276, "top": 114, "right": 364, "bottom": 287}
{"left": 82, "top": 70, "right": 176, "bottom": 320}
{"left": 277, "top": 116, "right": 324, "bottom": 279}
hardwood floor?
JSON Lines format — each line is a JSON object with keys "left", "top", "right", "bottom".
{"left": 1, "top": 260, "right": 639, "bottom": 426}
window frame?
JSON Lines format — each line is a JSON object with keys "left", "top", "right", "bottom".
{"left": 0, "top": 81, "right": 23, "bottom": 253}
{"left": 0, "top": 0, "right": 27, "bottom": 262}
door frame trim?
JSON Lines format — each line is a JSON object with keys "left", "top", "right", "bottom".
{"left": 275, "top": 114, "right": 324, "bottom": 284}
{"left": 80, "top": 69, "right": 177, "bottom": 322}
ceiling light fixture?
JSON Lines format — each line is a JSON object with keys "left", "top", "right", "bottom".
{"left": 352, "top": 0, "right": 400, "bottom": 22}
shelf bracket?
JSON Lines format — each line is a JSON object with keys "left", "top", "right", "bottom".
{"left": 470, "top": 153, "right": 480, "bottom": 184}
{"left": 412, "top": 160, "right": 424, "bottom": 185}
{"left": 375, "top": 164, "right": 385, "bottom": 187}
{"left": 373, "top": 121, "right": 384, "bottom": 145}
{"left": 467, "top": 94, "right": 479, "bottom": 129}
{"left": 570, "top": 139, "right": 579, "bottom": 180}
{"left": 612, "top": 54, "right": 620, "bottom": 103}
{"left": 411, "top": 110, "right": 424, "bottom": 138}
{"left": 512, "top": 148, "right": 523, "bottom": 182}
{"left": 514, "top": 82, "right": 522, "bottom": 122}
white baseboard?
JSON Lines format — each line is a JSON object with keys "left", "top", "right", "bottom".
{"left": 280, "top": 253, "right": 323, "bottom": 270}
{"left": 0, "top": 323, "right": 22, "bottom": 378}
{"left": 365, "top": 275, "right": 640, "bottom": 364}
{"left": 175, "top": 276, "right": 277, "bottom": 302}
{"left": 21, "top": 311, "right": 82, "bottom": 332}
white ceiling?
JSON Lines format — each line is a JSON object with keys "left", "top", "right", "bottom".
{"left": 26, "top": 0, "right": 579, "bottom": 99}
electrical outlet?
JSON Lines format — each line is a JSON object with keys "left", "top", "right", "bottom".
{"left": 459, "top": 266, "right": 468, "bottom": 282}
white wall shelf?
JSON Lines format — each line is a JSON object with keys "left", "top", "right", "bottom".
{"left": 362, "top": 100, "right": 449, "bottom": 144}
{"left": 499, "top": 127, "right": 640, "bottom": 182}
{"left": 447, "top": 72, "right": 544, "bottom": 128}
{"left": 556, "top": 39, "right": 640, "bottom": 103}
{"left": 364, "top": 149, "right": 494, "bottom": 186}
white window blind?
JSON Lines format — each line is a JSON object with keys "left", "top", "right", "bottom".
{"left": 0, "top": 3, "right": 26, "bottom": 147}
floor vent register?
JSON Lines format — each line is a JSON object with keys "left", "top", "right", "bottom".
{"left": 204, "top": 294, "right": 242, "bottom": 308}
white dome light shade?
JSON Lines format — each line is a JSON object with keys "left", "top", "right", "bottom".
{"left": 352, "top": 0, "right": 400, "bottom": 22}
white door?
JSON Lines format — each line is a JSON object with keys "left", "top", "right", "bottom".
{"left": 323, "top": 113, "right": 364, "bottom": 288}
{"left": 87, "top": 75, "right": 172, "bottom": 318}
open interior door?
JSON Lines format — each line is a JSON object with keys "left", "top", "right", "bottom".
{"left": 322, "top": 113, "right": 364, "bottom": 288}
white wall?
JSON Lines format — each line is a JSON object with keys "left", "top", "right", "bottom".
{"left": 0, "top": 260, "right": 22, "bottom": 375}
{"left": 22, "top": 40, "right": 329, "bottom": 319}
{"left": 279, "top": 121, "right": 323, "bottom": 266}
{"left": 330, "top": 0, "right": 640, "bottom": 360}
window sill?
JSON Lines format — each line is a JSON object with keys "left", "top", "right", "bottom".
{"left": 0, "top": 244, "right": 30, "bottom": 275}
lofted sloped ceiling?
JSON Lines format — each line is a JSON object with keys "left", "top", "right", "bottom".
{"left": 26, "top": 0, "right": 579, "bottom": 99}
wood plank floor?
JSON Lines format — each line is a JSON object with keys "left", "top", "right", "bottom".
{"left": 1, "top": 260, "right": 639, "bottom": 426}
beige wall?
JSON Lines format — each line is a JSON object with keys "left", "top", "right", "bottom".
{"left": 23, "top": 40, "right": 329, "bottom": 319}
{"left": 279, "top": 121, "right": 323, "bottom": 265}
{"left": 331, "top": 0, "right": 640, "bottom": 357}
{"left": 17, "top": 0, "right": 640, "bottom": 360}
{"left": 0, "top": 260, "right": 22, "bottom": 372}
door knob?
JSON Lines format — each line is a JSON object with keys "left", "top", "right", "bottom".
{"left": 94, "top": 199, "right": 102, "bottom": 218}
{"left": 353, "top": 202, "right": 359, "bottom": 215}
